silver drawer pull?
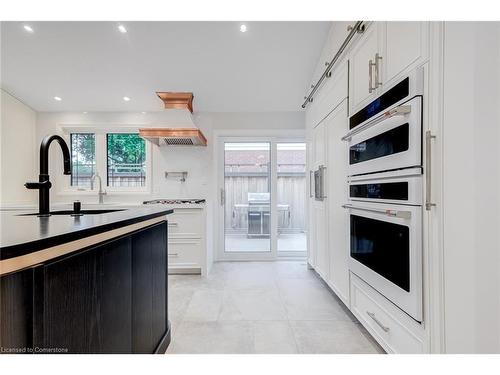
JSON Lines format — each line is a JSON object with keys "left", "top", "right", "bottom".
{"left": 367, "top": 311, "right": 390, "bottom": 332}
{"left": 168, "top": 253, "right": 179, "bottom": 257}
{"left": 341, "top": 105, "right": 411, "bottom": 141}
{"left": 342, "top": 204, "right": 411, "bottom": 219}
{"left": 168, "top": 222, "right": 179, "bottom": 227}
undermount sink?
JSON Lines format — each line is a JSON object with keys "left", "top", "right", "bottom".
{"left": 20, "top": 209, "right": 125, "bottom": 216}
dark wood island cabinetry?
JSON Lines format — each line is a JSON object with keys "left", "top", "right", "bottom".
{"left": 0, "top": 207, "right": 172, "bottom": 354}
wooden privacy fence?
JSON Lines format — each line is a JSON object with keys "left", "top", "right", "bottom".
{"left": 224, "top": 175, "right": 306, "bottom": 233}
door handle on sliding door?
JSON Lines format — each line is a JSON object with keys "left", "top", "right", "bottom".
{"left": 342, "top": 204, "right": 411, "bottom": 219}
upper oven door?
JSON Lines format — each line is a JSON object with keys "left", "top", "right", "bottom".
{"left": 346, "top": 96, "right": 422, "bottom": 176}
{"left": 348, "top": 167, "right": 423, "bottom": 206}
{"left": 345, "top": 201, "right": 422, "bottom": 321}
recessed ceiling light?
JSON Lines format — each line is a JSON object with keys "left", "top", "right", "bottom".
{"left": 123, "top": 96, "right": 131, "bottom": 101}
{"left": 118, "top": 24, "right": 127, "bottom": 33}
{"left": 83, "top": 111, "right": 88, "bottom": 114}
{"left": 54, "top": 96, "right": 62, "bottom": 101}
{"left": 141, "top": 111, "right": 146, "bottom": 114}
{"left": 240, "top": 24, "right": 247, "bottom": 33}
{"left": 23, "top": 24, "right": 34, "bottom": 33}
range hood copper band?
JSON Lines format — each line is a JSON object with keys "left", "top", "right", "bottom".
{"left": 156, "top": 92, "right": 194, "bottom": 112}
{"left": 139, "top": 128, "right": 208, "bottom": 146}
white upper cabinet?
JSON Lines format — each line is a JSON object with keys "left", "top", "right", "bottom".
{"left": 349, "top": 22, "right": 380, "bottom": 114}
{"left": 307, "top": 61, "right": 349, "bottom": 129}
{"left": 349, "top": 21, "right": 429, "bottom": 115}
{"left": 381, "top": 22, "right": 429, "bottom": 89}
{"left": 312, "top": 121, "right": 326, "bottom": 168}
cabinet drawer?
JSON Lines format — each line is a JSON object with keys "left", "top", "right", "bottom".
{"left": 167, "top": 238, "right": 202, "bottom": 267}
{"left": 350, "top": 273, "right": 425, "bottom": 353}
{"left": 168, "top": 209, "right": 203, "bottom": 238}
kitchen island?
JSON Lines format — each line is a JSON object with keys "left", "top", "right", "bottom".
{"left": 0, "top": 205, "right": 173, "bottom": 354}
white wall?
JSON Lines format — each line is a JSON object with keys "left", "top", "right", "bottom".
{"left": 442, "top": 22, "right": 500, "bottom": 353}
{"left": 34, "top": 110, "right": 304, "bottom": 206}
{"left": 0, "top": 90, "right": 37, "bottom": 206}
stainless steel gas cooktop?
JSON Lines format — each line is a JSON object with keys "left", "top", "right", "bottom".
{"left": 143, "top": 199, "right": 205, "bottom": 205}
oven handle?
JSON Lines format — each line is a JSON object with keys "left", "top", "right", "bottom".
{"left": 341, "top": 105, "right": 411, "bottom": 142}
{"left": 342, "top": 203, "right": 411, "bottom": 219}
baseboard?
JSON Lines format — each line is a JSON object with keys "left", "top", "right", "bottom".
{"left": 168, "top": 267, "right": 201, "bottom": 275}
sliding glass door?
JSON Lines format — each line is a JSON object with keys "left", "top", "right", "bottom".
{"left": 223, "top": 142, "right": 271, "bottom": 253}
{"left": 276, "top": 143, "right": 307, "bottom": 257}
{"left": 219, "top": 138, "right": 307, "bottom": 260}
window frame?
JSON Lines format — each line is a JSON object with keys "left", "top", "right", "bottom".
{"left": 59, "top": 125, "right": 152, "bottom": 195}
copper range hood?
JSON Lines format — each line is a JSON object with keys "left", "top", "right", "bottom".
{"left": 139, "top": 92, "right": 207, "bottom": 146}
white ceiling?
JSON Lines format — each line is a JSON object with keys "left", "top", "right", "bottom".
{"left": 0, "top": 21, "right": 330, "bottom": 112}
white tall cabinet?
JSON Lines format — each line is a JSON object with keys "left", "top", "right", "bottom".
{"left": 311, "top": 122, "right": 328, "bottom": 280}
{"left": 306, "top": 54, "right": 350, "bottom": 298}
{"left": 325, "top": 100, "right": 349, "bottom": 305}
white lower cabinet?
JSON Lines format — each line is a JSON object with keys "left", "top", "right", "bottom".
{"left": 312, "top": 200, "right": 328, "bottom": 279}
{"left": 168, "top": 238, "right": 203, "bottom": 271}
{"left": 167, "top": 207, "right": 207, "bottom": 275}
{"left": 350, "top": 273, "right": 425, "bottom": 353}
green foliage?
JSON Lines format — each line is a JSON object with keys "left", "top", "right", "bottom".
{"left": 71, "top": 133, "right": 95, "bottom": 165}
{"left": 107, "top": 133, "right": 145, "bottom": 172}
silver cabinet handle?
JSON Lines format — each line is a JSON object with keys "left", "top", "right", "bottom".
{"left": 341, "top": 105, "right": 411, "bottom": 141}
{"left": 319, "top": 165, "right": 327, "bottom": 199}
{"left": 374, "top": 53, "right": 382, "bottom": 88}
{"left": 425, "top": 130, "right": 437, "bottom": 210}
{"left": 220, "top": 188, "right": 225, "bottom": 206}
{"left": 368, "top": 59, "right": 376, "bottom": 93}
{"left": 309, "top": 170, "right": 314, "bottom": 198}
{"left": 367, "top": 311, "right": 390, "bottom": 332}
{"left": 168, "top": 222, "right": 178, "bottom": 227}
{"left": 168, "top": 253, "right": 179, "bottom": 257}
{"left": 342, "top": 204, "right": 411, "bottom": 219}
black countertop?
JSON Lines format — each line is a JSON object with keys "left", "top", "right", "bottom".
{"left": 0, "top": 205, "right": 173, "bottom": 260}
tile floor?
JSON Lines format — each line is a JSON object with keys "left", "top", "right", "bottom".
{"left": 166, "top": 261, "right": 384, "bottom": 354}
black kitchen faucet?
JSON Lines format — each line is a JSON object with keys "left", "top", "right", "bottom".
{"left": 25, "top": 135, "right": 71, "bottom": 216}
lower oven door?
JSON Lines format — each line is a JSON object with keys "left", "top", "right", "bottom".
{"left": 344, "top": 202, "right": 423, "bottom": 321}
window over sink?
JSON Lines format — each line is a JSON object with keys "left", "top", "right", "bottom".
{"left": 106, "top": 133, "right": 146, "bottom": 188}
{"left": 64, "top": 128, "right": 150, "bottom": 194}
